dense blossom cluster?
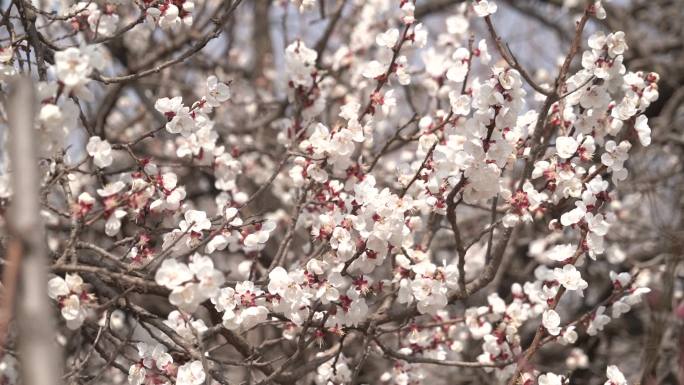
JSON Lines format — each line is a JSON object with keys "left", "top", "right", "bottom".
{"left": 0, "top": 0, "right": 670, "bottom": 384}
{"left": 47, "top": 273, "right": 94, "bottom": 329}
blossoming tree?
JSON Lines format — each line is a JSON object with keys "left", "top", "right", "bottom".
{"left": 0, "top": 0, "right": 676, "bottom": 384}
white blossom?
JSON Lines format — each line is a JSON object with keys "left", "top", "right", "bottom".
{"left": 362, "top": 60, "right": 387, "bottom": 79}
{"left": 538, "top": 373, "right": 564, "bottom": 385}
{"left": 176, "top": 361, "right": 205, "bottom": 385}
{"left": 556, "top": 136, "right": 579, "bottom": 159}
{"left": 587, "top": 306, "right": 611, "bottom": 335}
{"left": 48, "top": 274, "right": 90, "bottom": 329}
{"left": 635, "top": 114, "right": 651, "bottom": 146}
{"left": 473, "top": 1, "right": 497, "bottom": 17}
{"left": 449, "top": 92, "right": 471, "bottom": 115}
{"left": 206, "top": 75, "right": 231, "bottom": 107}
{"left": 542, "top": 309, "right": 561, "bottom": 336}
{"left": 155, "top": 97, "right": 195, "bottom": 136}
{"left": 86, "top": 136, "right": 113, "bottom": 167}
{"left": 376, "top": 28, "right": 399, "bottom": 48}
{"left": 180, "top": 210, "right": 212, "bottom": 233}
{"left": 605, "top": 365, "right": 627, "bottom": 385}
{"left": 554, "top": 264, "right": 588, "bottom": 292}
{"left": 285, "top": 41, "right": 317, "bottom": 88}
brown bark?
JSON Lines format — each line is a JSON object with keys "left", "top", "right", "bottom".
{"left": 7, "top": 78, "right": 64, "bottom": 385}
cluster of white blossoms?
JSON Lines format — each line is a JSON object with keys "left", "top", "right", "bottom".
{"left": 0, "top": 0, "right": 663, "bottom": 383}
{"left": 537, "top": 365, "right": 627, "bottom": 385}
{"left": 128, "top": 343, "right": 174, "bottom": 385}
{"left": 153, "top": 76, "right": 238, "bottom": 188}
{"left": 74, "top": 76, "right": 237, "bottom": 257}
{"left": 175, "top": 361, "right": 206, "bottom": 385}
{"left": 145, "top": 0, "right": 194, "bottom": 29}
{"left": 123, "top": 1, "right": 655, "bottom": 382}
{"left": 48, "top": 274, "right": 93, "bottom": 329}
{"left": 285, "top": 41, "right": 318, "bottom": 89}
{"left": 67, "top": 1, "right": 120, "bottom": 37}
{"left": 155, "top": 254, "right": 225, "bottom": 312}
{"left": 37, "top": 81, "right": 80, "bottom": 150}
{"left": 361, "top": 23, "right": 424, "bottom": 84}
{"left": 213, "top": 280, "right": 270, "bottom": 330}
{"left": 315, "top": 354, "right": 352, "bottom": 385}
{"left": 128, "top": 344, "right": 204, "bottom": 385}
{"left": 164, "top": 310, "right": 208, "bottom": 341}
{"left": 26, "top": 44, "right": 106, "bottom": 154}
{"left": 86, "top": 136, "right": 114, "bottom": 168}
{"left": 53, "top": 45, "right": 105, "bottom": 101}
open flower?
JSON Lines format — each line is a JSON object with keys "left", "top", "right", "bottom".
{"left": 542, "top": 309, "right": 561, "bottom": 336}
{"left": 556, "top": 136, "right": 579, "bottom": 159}
{"left": 449, "top": 92, "right": 471, "bottom": 115}
{"left": 179, "top": 210, "right": 212, "bottom": 234}
{"left": 376, "top": 28, "right": 399, "bottom": 48}
{"left": 176, "top": 361, "right": 205, "bottom": 385}
{"left": 54, "top": 47, "right": 91, "bottom": 88}
{"left": 285, "top": 41, "right": 317, "bottom": 88}
{"left": 155, "top": 259, "right": 193, "bottom": 289}
{"left": 155, "top": 97, "right": 195, "bottom": 136}
{"left": 605, "top": 365, "right": 627, "bottom": 385}
{"left": 156, "top": 254, "right": 224, "bottom": 312}
{"left": 473, "top": 0, "right": 497, "bottom": 17}
{"left": 206, "top": 76, "right": 231, "bottom": 107}
{"left": 243, "top": 220, "right": 276, "bottom": 251}
{"left": 554, "top": 264, "right": 588, "bottom": 293}
{"left": 635, "top": 114, "right": 651, "bottom": 146}
{"left": 538, "top": 373, "right": 564, "bottom": 385}
{"left": 48, "top": 274, "right": 92, "bottom": 329}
